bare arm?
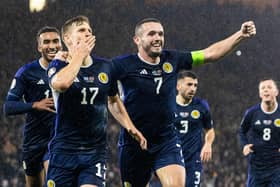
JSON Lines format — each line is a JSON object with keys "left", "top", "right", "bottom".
{"left": 51, "top": 36, "right": 95, "bottom": 92}
{"left": 200, "top": 128, "right": 215, "bottom": 162}
{"left": 108, "top": 95, "right": 147, "bottom": 150}
{"left": 202, "top": 21, "right": 256, "bottom": 63}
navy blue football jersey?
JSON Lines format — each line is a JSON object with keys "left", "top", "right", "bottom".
{"left": 112, "top": 50, "right": 193, "bottom": 149}
{"left": 239, "top": 104, "right": 280, "bottom": 170}
{"left": 174, "top": 97, "right": 213, "bottom": 160}
{"left": 47, "top": 55, "right": 117, "bottom": 154}
{"left": 5, "top": 60, "right": 55, "bottom": 152}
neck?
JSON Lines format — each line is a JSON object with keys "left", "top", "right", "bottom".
{"left": 39, "top": 57, "right": 49, "bottom": 69}
{"left": 261, "top": 100, "right": 277, "bottom": 113}
{"left": 176, "top": 95, "right": 192, "bottom": 105}
{"left": 138, "top": 50, "right": 160, "bottom": 64}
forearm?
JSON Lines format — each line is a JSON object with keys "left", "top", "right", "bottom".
{"left": 108, "top": 95, "right": 134, "bottom": 130}
{"left": 204, "top": 128, "right": 215, "bottom": 146}
{"left": 203, "top": 30, "right": 244, "bottom": 63}
{"left": 3, "top": 100, "right": 33, "bottom": 116}
{"left": 51, "top": 56, "right": 83, "bottom": 92}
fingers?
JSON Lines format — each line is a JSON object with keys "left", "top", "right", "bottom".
{"left": 201, "top": 151, "right": 212, "bottom": 162}
{"left": 127, "top": 129, "right": 147, "bottom": 150}
{"left": 54, "top": 51, "right": 68, "bottom": 61}
{"left": 241, "top": 21, "right": 256, "bottom": 37}
{"left": 243, "top": 144, "right": 254, "bottom": 156}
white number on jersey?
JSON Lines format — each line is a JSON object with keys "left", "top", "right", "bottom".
{"left": 154, "top": 77, "right": 163, "bottom": 94}
{"left": 44, "top": 89, "right": 50, "bottom": 98}
{"left": 81, "top": 87, "right": 99, "bottom": 105}
{"left": 194, "top": 171, "right": 201, "bottom": 186}
{"left": 180, "top": 120, "right": 189, "bottom": 134}
{"left": 95, "top": 162, "right": 107, "bottom": 179}
{"left": 263, "top": 128, "right": 271, "bottom": 141}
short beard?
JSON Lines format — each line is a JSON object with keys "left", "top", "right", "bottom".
{"left": 148, "top": 51, "right": 161, "bottom": 58}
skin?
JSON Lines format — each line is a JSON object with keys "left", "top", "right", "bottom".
{"left": 51, "top": 21, "right": 147, "bottom": 187}
{"left": 176, "top": 76, "right": 215, "bottom": 162}
{"left": 26, "top": 31, "right": 62, "bottom": 187}
{"left": 243, "top": 79, "right": 279, "bottom": 156}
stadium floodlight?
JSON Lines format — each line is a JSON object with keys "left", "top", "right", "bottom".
{"left": 29, "top": 0, "right": 47, "bottom": 13}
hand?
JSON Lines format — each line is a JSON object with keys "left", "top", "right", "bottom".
{"left": 32, "top": 98, "right": 56, "bottom": 113}
{"left": 200, "top": 143, "right": 212, "bottom": 162}
{"left": 127, "top": 128, "right": 147, "bottom": 150}
{"left": 240, "top": 21, "right": 256, "bottom": 38}
{"left": 71, "top": 35, "right": 96, "bottom": 60}
{"left": 54, "top": 51, "right": 68, "bottom": 61}
{"left": 243, "top": 144, "right": 254, "bottom": 156}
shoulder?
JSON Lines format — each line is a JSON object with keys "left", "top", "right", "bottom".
{"left": 193, "top": 97, "right": 210, "bottom": 110}
{"left": 15, "top": 60, "right": 39, "bottom": 77}
{"left": 244, "top": 104, "right": 260, "bottom": 117}
{"left": 91, "top": 55, "right": 110, "bottom": 64}
{"left": 112, "top": 53, "right": 137, "bottom": 63}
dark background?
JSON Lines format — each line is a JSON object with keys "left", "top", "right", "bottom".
{"left": 1, "top": 0, "right": 279, "bottom": 186}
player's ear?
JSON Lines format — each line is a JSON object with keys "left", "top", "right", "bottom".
{"left": 37, "top": 42, "right": 42, "bottom": 53}
{"left": 133, "top": 35, "right": 140, "bottom": 45}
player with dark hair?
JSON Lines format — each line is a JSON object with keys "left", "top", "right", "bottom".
{"left": 46, "top": 15, "right": 146, "bottom": 187}
{"left": 112, "top": 17, "right": 256, "bottom": 187}
{"left": 3, "top": 26, "right": 62, "bottom": 187}
{"left": 175, "top": 70, "right": 215, "bottom": 187}
{"left": 239, "top": 79, "right": 280, "bottom": 187}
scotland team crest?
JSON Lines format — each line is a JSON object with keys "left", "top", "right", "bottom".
{"left": 47, "top": 179, "right": 56, "bottom": 187}
{"left": 98, "top": 72, "right": 109, "bottom": 84}
{"left": 162, "top": 62, "right": 173, "bottom": 73}
{"left": 191, "top": 110, "right": 200, "bottom": 119}
{"left": 274, "top": 119, "right": 280, "bottom": 127}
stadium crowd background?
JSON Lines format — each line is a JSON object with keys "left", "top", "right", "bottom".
{"left": 1, "top": 0, "right": 280, "bottom": 186}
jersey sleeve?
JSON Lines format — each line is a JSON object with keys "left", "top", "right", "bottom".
{"left": 3, "top": 67, "right": 33, "bottom": 115}
{"left": 201, "top": 99, "right": 213, "bottom": 129}
{"left": 239, "top": 109, "right": 251, "bottom": 148}
{"left": 47, "top": 59, "right": 67, "bottom": 88}
{"left": 108, "top": 60, "right": 118, "bottom": 97}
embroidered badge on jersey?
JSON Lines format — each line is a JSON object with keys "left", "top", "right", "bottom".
{"left": 274, "top": 119, "right": 280, "bottom": 127}
{"left": 98, "top": 72, "right": 108, "bottom": 84}
{"left": 47, "top": 179, "right": 56, "bottom": 187}
{"left": 191, "top": 110, "right": 200, "bottom": 119}
{"left": 48, "top": 67, "right": 56, "bottom": 78}
{"left": 162, "top": 62, "right": 173, "bottom": 73}
{"left": 124, "top": 181, "right": 132, "bottom": 187}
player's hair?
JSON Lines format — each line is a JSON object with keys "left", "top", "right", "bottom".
{"left": 61, "top": 15, "right": 90, "bottom": 40}
{"left": 135, "top": 18, "right": 162, "bottom": 36}
{"left": 177, "top": 70, "right": 198, "bottom": 80}
{"left": 36, "top": 26, "right": 60, "bottom": 42}
{"left": 259, "top": 78, "right": 279, "bottom": 90}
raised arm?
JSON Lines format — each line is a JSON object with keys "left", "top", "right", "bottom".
{"left": 201, "top": 21, "right": 256, "bottom": 63}
{"left": 108, "top": 95, "right": 147, "bottom": 150}
{"left": 50, "top": 36, "right": 95, "bottom": 92}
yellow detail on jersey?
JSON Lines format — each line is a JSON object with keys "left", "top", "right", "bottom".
{"left": 124, "top": 181, "right": 132, "bottom": 187}
{"left": 191, "top": 50, "right": 204, "bottom": 66}
{"left": 191, "top": 110, "right": 200, "bottom": 119}
{"left": 162, "top": 62, "right": 173, "bottom": 73}
{"left": 47, "top": 180, "right": 56, "bottom": 187}
{"left": 98, "top": 72, "right": 109, "bottom": 84}
{"left": 274, "top": 119, "right": 280, "bottom": 127}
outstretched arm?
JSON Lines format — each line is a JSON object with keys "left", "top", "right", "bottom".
{"left": 201, "top": 21, "right": 256, "bottom": 63}
{"left": 108, "top": 95, "right": 147, "bottom": 150}
{"left": 200, "top": 128, "right": 215, "bottom": 162}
